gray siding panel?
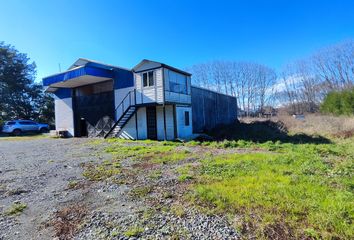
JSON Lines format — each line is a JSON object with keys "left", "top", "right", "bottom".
{"left": 191, "top": 87, "right": 237, "bottom": 133}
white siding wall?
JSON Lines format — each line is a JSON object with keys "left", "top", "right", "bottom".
{"left": 165, "top": 105, "right": 175, "bottom": 140}
{"left": 54, "top": 97, "right": 74, "bottom": 136}
{"left": 117, "top": 105, "right": 175, "bottom": 140}
{"left": 136, "top": 107, "right": 147, "bottom": 139}
{"left": 116, "top": 113, "right": 137, "bottom": 139}
{"left": 118, "top": 107, "right": 147, "bottom": 140}
{"left": 156, "top": 69, "right": 164, "bottom": 102}
{"left": 134, "top": 61, "right": 161, "bottom": 72}
{"left": 156, "top": 105, "right": 174, "bottom": 140}
{"left": 114, "top": 87, "right": 135, "bottom": 108}
{"left": 135, "top": 68, "right": 163, "bottom": 104}
{"left": 114, "top": 87, "right": 135, "bottom": 120}
{"left": 156, "top": 106, "right": 164, "bottom": 140}
{"left": 176, "top": 106, "right": 193, "bottom": 139}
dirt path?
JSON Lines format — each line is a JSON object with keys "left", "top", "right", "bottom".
{"left": 0, "top": 138, "right": 238, "bottom": 240}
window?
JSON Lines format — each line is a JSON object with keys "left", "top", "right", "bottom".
{"left": 143, "top": 72, "right": 148, "bottom": 87}
{"left": 6, "top": 121, "right": 15, "bottom": 125}
{"left": 168, "top": 70, "right": 188, "bottom": 94}
{"left": 184, "top": 111, "right": 190, "bottom": 126}
{"left": 148, "top": 71, "right": 154, "bottom": 86}
{"left": 143, "top": 71, "right": 154, "bottom": 87}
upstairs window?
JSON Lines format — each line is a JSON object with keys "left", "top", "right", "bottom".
{"left": 143, "top": 71, "right": 154, "bottom": 87}
{"left": 184, "top": 111, "right": 190, "bottom": 126}
{"left": 168, "top": 70, "right": 188, "bottom": 94}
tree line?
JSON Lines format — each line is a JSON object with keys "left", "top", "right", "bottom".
{"left": 279, "top": 40, "right": 354, "bottom": 114}
{"left": 1, "top": 39, "right": 353, "bottom": 125}
{"left": 0, "top": 42, "right": 54, "bottom": 125}
{"left": 187, "top": 40, "right": 354, "bottom": 116}
{"left": 187, "top": 61, "right": 277, "bottom": 116}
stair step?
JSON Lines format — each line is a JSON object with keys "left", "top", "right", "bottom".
{"left": 105, "top": 104, "right": 138, "bottom": 139}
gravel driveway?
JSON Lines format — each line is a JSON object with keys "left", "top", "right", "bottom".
{"left": 0, "top": 137, "right": 238, "bottom": 240}
{"left": 0, "top": 138, "right": 104, "bottom": 239}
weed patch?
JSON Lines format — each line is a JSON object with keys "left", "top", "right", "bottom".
{"left": 82, "top": 159, "right": 121, "bottom": 181}
{"left": 50, "top": 204, "right": 87, "bottom": 240}
{"left": 149, "top": 170, "right": 162, "bottom": 180}
{"left": 171, "top": 204, "right": 186, "bottom": 217}
{"left": 130, "top": 186, "right": 153, "bottom": 199}
{"left": 123, "top": 226, "right": 144, "bottom": 237}
{"left": 4, "top": 202, "right": 27, "bottom": 216}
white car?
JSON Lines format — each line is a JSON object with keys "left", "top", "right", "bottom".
{"left": 2, "top": 120, "right": 49, "bottom": 136}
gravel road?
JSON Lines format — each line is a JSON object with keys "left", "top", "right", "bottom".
{"left": 0, "top": 137, "right": 238, "bottom": 240}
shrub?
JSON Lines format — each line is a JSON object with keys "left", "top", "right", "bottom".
{"left": 321, "top": 88, "right": 354, "bottom": 116}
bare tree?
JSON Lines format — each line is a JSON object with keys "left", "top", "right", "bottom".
{"left": 278, "top": 39, "right": 354, "bottom": 114}
{"left": 187, "top": 61, "right": 277, "bottom": 116}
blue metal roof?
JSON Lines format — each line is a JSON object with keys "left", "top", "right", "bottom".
{"left": 42, "top": 66, "right": 114, "bottom": 87}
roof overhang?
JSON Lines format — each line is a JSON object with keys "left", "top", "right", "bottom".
{"left": 133, "top": 59, "right": 192, "bottom": 76}
{"left": 42, "top": 66, "right": 114, "bottom": 91}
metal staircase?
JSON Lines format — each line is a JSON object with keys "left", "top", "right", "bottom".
{"left": 104, "top": 90, "right": 137, "bottom": 138}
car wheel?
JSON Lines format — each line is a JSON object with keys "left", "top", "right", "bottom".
{"left": 40, "top": 127, "right": 49, "bottom": 133}
{"left": 12, "top": 129, "right": 22, "bottom": 136}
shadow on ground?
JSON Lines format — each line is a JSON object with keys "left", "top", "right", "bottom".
{"left": 206, "top": 120, "right": 331, "bottom": 144}
{"left": 0, "top": 132, "right": 44, "bottom": 138}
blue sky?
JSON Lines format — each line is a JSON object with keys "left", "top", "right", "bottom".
{"left": 1, "top": 0, "right": 353, "bottom": 82}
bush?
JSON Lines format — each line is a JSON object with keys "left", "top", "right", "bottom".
{"left": 320, "top": 88, "right": 354, "bottom": 116}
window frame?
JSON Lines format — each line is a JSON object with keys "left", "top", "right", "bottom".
{"left": 142, "top": 70, "right": 155, "bottom": 88}
{"left": 168, "top": 70, "right": 188, "bottom": 94}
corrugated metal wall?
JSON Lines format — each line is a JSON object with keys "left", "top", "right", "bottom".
{"left": 191, "top": 86, "right": 237, "bottom": 133}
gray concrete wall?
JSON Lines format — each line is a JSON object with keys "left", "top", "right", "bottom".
{"left": 191, "top": 86, "right": 237, "bottom": 133}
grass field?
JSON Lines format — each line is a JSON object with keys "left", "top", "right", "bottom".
{"left": 86, "top": 133, "right": 353, "bottom": 239}
{"left": 193, "top": 139, "right": 353, "bottom": 239}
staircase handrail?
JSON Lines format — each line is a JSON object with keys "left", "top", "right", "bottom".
{"left": 104, "top": 89, "right": 136, "bottom": 138}
{"left": 114, "top": 89, "right": 136, "bottom": 121}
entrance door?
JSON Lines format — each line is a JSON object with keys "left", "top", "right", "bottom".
{"left": 146, "top": 106, "right": 157, "bottom": 140}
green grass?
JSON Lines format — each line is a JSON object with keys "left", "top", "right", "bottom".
{"left": 82, "top": 140, "right": 184, "bottom": 182}
{"left": 82, "top": 160, "right": 121, "bottom": 181}
{"left": 105, "top": 142, "right": 176, "bottom": 160}
{"left": 123, "top": 226, "right": 144, "bottom": 237}
{"left": 5, "top": 202, "right": 27, "bottom": 216}
{"left": 151, "top": 150, "right": 192, "bottom": 164}
{"left": 104, "top": 140, "right": 192, "bottom": 164}
{"left": 130, "top": 186, "right": 153, "bottom": 198}
{"left": 149, "top": 170, "right": 162, "bottom": 180}
{"left": 93, "top": 137, "right": 353, "bottom": 239}
{"left": 193, "top": 139, "right": 354, "bottom": 239}
{"left": 177, "top": 164, "right": 194, "bottom": 182}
